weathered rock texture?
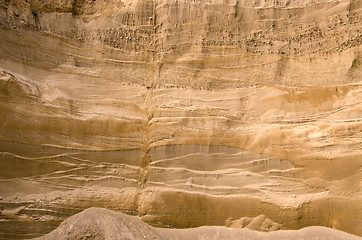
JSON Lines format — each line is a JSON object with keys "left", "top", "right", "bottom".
{"left": 0, "top": 0, "right": 361, "bottom": 239}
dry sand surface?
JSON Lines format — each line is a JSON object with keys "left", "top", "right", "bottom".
{"left": 37, "top": 207, "right": 362, "bottom": 240}
{"left": 0, "top": 0, "right": 361, "bottom": 239}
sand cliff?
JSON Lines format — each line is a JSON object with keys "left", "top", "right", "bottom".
{"left": 0, "top": 0, "right": 361, "bottom": 239}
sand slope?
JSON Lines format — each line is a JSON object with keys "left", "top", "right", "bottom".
{"left": 37, "top": 207, "right": 361, "bottom": 240}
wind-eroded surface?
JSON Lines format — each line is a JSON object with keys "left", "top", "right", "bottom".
{"left": 0, "top": 0, "right": 361, "bottom": 239}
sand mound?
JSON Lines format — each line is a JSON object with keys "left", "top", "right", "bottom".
{"left": 225, "top": 214, "right": 281, "bottom": 231}
{"left": 36, "top": 207, "right": 361, "bottom": 240}
{"left": 35, "top": 207, "right": 162, "bottom": 240}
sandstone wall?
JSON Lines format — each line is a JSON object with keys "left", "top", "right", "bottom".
{"left": 0, "top": 0, "right": 361, "bottom": 239}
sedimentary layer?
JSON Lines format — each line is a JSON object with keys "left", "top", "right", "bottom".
{"left": 0, "top": 0, "right": 361, "bottom": 239}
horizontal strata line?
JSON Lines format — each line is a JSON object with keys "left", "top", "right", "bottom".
{"left": 29, "top": 167, "right": 91, "bottom": 178}
{"left": 66, "top": 53, "right": 148, "bottom": 65}
{"left": 265, "top": 168, "right": 300, "bottom": 173}
{"left": 142, "top": 185, "right": 273, "bottom": 199}
{"left": 33, "top": 179, "right": 79, "bottom": 190}
{"left": 247, "top": 158, "right": 284, "bottom": 164}
{"left": 33, "top": 107, "right": 146, "bottom": 121}
{"left": 39, "top": 144, "right": 139, "bottom": 151}
{"left": 3, "top": 30, "right": 148, "bottom": 57}
{"left": 155, "top": 1, "right": 342, "bottom": 11}
{"left": 0, "top": 151, "right": 143, "bottom": 167}
{"left": 166, "top": 67, "right": 246, "bottom": 83}
{"left": 18, "top": 207, "right": 63, "bottom": 215}
{"left": 0, "top": 152, "right": 79, "bottom": 161}
{"left": 150, "top": 166, "right": 261, "bottom": 176}
{"left": 149, "top": 116, "right": 229, "bottom": 122}
{"left": 150, "top": 152, "right": 265, "bottom": 164}
{"left": 18, "top": 167, "right": 88, "bottom": 179}
{"left": 321, "top": 118, "right": 362, "bottom": 123}
{"left": 1, "top": 45, "right": 148, "bottom": 66}
{"left": 172, "top": 60, "right": 276, "bottom": 70}
{"left": 52, "top": 161, "right": 143, "bottom": 171}
{"left": 147, "top": 181, "right": 252, "bottom": 192}
{"left": 40, "top": 175, "right": 139, "bottom": 183}
{"left": 150, "top": 107, "right": 233, "bottom": 114}
{"left": 150, "top": 95, "right": 246, "bottom": 102}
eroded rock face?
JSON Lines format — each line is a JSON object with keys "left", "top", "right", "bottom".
{"left": 0, "top": 0, "right": 361, "bottom": 239}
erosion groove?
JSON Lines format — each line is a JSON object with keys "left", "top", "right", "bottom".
{"left": 0, "top": 0, "right": 361, "bottom": 239}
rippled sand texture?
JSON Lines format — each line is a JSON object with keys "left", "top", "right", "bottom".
{"left": 0, "top": 0, "right": 361, "bottom": 239}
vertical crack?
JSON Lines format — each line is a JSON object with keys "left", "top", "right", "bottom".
{"left": 138, "top": 0, "right": 159, "bottom": 189}
{"left": 139, "top": 89, "right": 153, "bottom": 189}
